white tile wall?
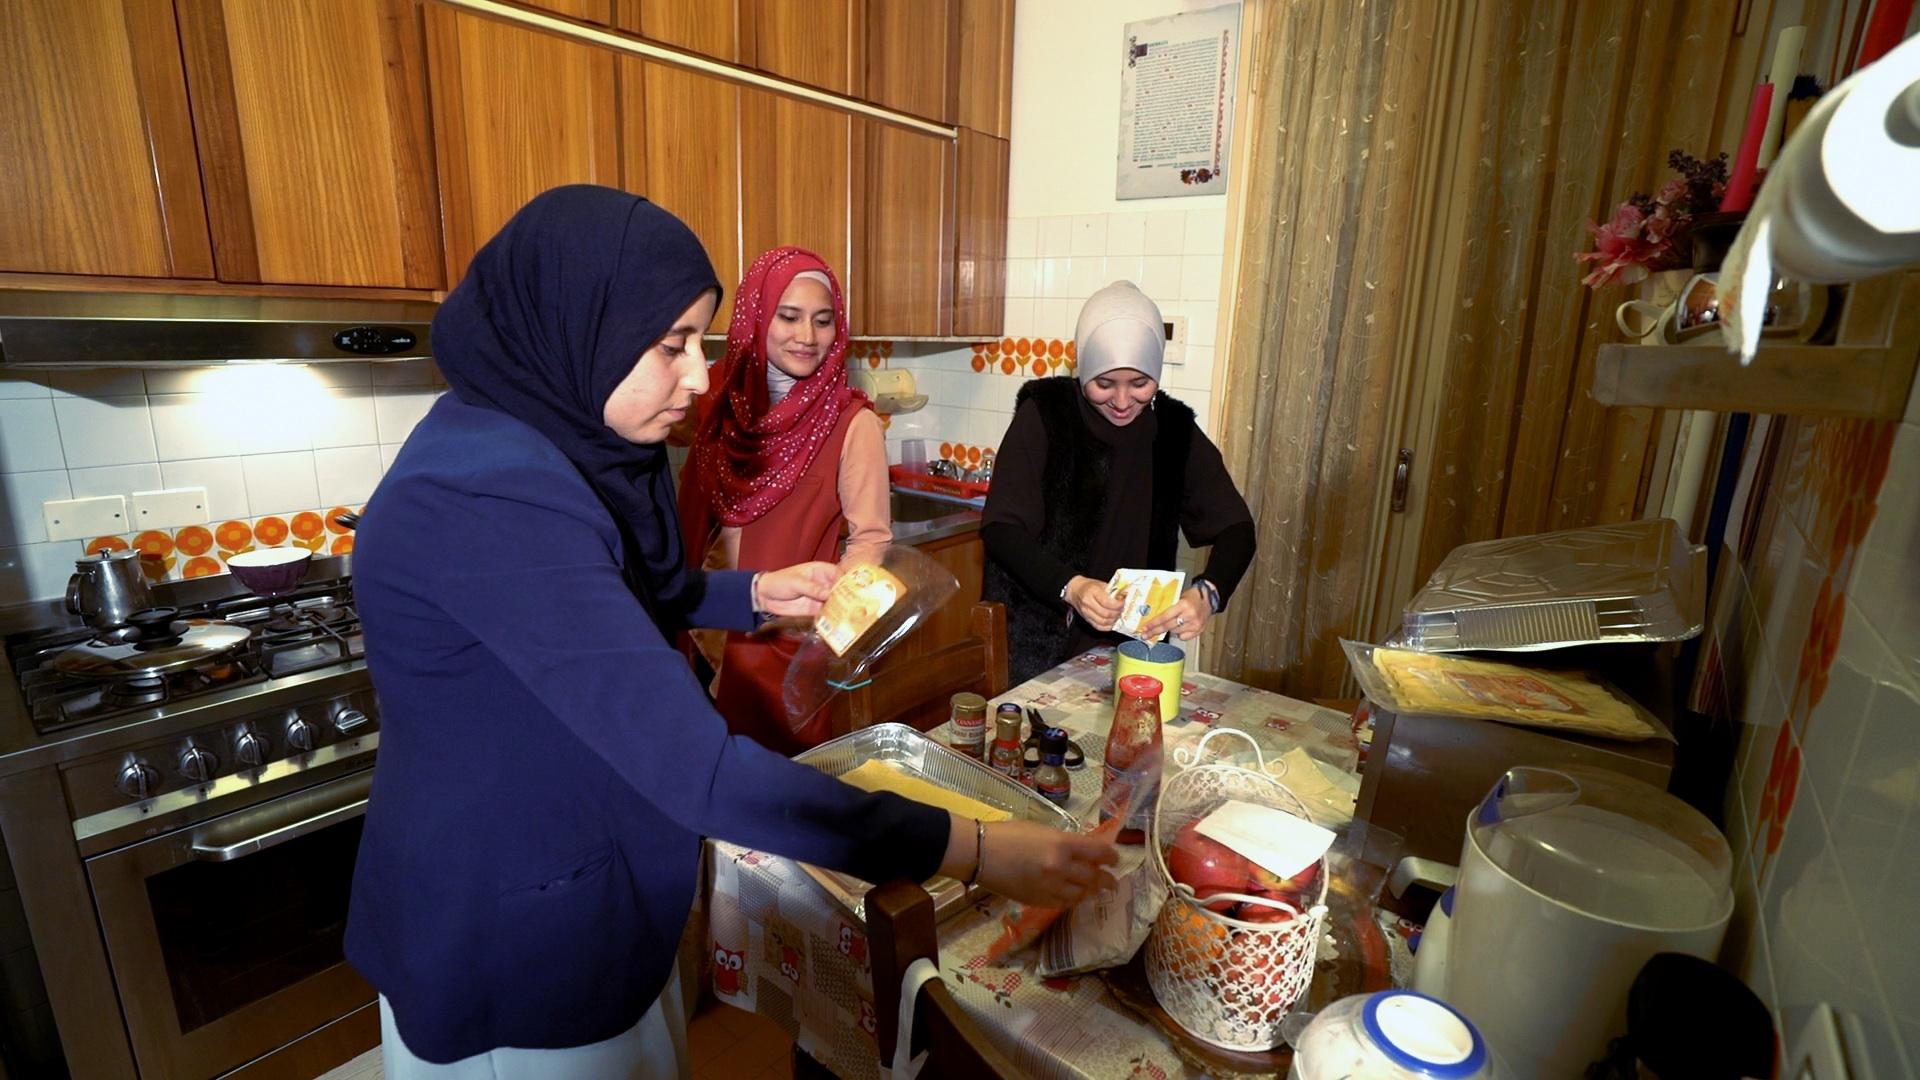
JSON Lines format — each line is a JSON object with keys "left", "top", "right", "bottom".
{"left": 0, "top": 363, "right": 443, "bottom": 603}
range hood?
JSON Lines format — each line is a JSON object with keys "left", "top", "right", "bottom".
{"left": 0, "top": 290, "right": 435, "bottom": 369}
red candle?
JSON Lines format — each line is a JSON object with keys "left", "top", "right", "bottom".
{"left": 1856, "top": 0, "right": 1914, "bottom": 70}
{"left": 1721, "top": 82, "right": 1774, "bottom": 213}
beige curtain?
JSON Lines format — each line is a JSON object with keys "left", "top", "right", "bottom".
{"left": 1211, "top": 1, "right": 1745, "bottom": 698}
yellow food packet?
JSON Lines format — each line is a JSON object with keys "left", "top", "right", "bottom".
{"left": 1107, "top": 568, "right": 1185, "bottom": 642}
{"left": 815, "top": 563, "right": 907, "bottom": 657}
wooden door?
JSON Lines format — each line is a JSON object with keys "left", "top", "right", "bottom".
{"left": 852, "top": 121, "right": 952, "bottom": 337}
{"left": 425, "top": 5, "right": 621, "bottom": 286}
{"left": 745, "top": 0, "right": 856, "bottom": 95}
{"left": 952, "top": 129, "right": 1007, "bottom": 338}
{"left": 175, "top": 0, "right": 442, "bottom": 289}
{"left": 865, "top": 0, "right": 956, "bottom": 123}
{"left": 739, "top": 88, "right": 852, "bottom": 295}
{"left": 955, "top": 0, "right": 1013, "bottom": 138}
{"left": 619, "top": 0, "right": 737, "bottom": 60}
{"left": 623, "top": 60, "right": 742, "bottom": 329}
{"left": 0, "top": 0, "right": 211, "bottom": 278}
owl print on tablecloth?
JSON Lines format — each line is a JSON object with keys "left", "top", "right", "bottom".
{"left": 713, "top": 946, "right": 746, "bottom": 996}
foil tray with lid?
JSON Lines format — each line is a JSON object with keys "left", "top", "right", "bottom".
{"left": 791, "top": 722, "right": 1080, "bottom": 923}
{"left": 1396, "top": 518, "right": 1706, "bottom": 652}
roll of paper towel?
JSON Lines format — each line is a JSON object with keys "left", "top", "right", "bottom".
{"left": 1721, "top": 35, "right": 1920, "bottom": 363}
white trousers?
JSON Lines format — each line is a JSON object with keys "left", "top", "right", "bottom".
{"left": 377, "top": 962, "right": 689, "bottom": 1080}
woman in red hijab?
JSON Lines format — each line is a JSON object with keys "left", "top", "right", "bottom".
{"left": 679, "top": 246, "right": 890, "bottom": 752}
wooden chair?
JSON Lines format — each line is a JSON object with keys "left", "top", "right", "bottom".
{"left": 835, "top": 601, "right": 1008, "bottom": 735}
{"left": 867, "top": 880, "right": 1029, "bottom": 1079}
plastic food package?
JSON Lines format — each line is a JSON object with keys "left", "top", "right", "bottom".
{"left": 1036, "top": 841, "right": 1167, "bottom": 977}
{"left": 782, "top": 546, "right": 959, "bottom": 734}
{"left": 1342, "top": 640, "right": 1672, "bottom": 742}
{"left": 1108, "top": 568, "right": 1185, "bottom": 642}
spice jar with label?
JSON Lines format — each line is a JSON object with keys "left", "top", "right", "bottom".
{"left": 989, "top": 704, "right": 1025, "bottom": 779}
{"left": 1035, "top": 728, "right": 1073, "bottom": 806}
{"left": 948, "top": 692, "right": 988, "bottom": 759}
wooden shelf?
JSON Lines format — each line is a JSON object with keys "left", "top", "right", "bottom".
{"left": 1589, "top": 271, "right": 1920, "bottom": 420}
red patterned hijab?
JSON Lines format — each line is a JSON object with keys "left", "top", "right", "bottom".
{"left": 680, "top": 247, "right": 866, "bottom": 545}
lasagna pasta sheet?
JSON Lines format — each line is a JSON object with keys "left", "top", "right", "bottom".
{"left": 1344, "top": 641, "right": 1668, "bottom": 742}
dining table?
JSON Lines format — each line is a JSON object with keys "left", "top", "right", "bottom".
{"left": 703, "top": 649, "right": 1400, "bottom": 1080}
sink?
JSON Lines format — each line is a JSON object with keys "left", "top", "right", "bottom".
{"left": 891, "top": 491, "right": 970, "bottom": 524}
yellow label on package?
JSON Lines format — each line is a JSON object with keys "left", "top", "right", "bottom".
{"left": 816, "top": 564, "right": 906, "bottom": 656}
{"left": 1107, "top": 568, "right": 1185, "bottom": 642}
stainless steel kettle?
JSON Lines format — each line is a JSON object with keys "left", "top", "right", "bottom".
{"left": 66, "top": 550, "right": 155, "bottom": 631}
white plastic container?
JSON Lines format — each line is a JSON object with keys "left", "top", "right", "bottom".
{"left": 1288, "top": 991, "right": 1496, "bottom": 1080}
{"left": 1410, "top": 886, "right": 1454, "bottom": 997}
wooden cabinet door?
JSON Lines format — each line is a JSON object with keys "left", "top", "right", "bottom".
{"left": 739, "top": 88, "right": 852, "bottom": 295}
{"left": 520, "top": 0, "right": 612, "bottom": 22}
{"left": 952, "top": 129, "right": 1008, "bottom": 338}
{"left": 175, "top": 0, "right": 441, "bottom": 289}
{"left": 622, "top": 61, "right": 741, "bottom": 330}
{"left": 865, "top": 0, "right": 956, "bottom": 123}
{"left": 425, "top": 5, "right": 620, "bottom": 286}
{"left": 956, "top": 0, "right": 1013, "bottom": 139}
{"left": 853, "top": 121, "right": 952, "bottom": 337}
{"left": 0, "top": 0, "right": 211, "bottom": 278}
{"left": 619, "top": 0, "right": 737, "bottom": 61}
{"left": 745, "top": 0, "right": 855, "bottom": 95}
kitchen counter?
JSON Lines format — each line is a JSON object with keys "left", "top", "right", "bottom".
{"left": 889, "top": 490, "right": 982, "bottom": 546}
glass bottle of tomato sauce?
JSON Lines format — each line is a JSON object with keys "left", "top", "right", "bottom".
{"left": 1102, "top": 674, "right": 1165, "bottom": 843}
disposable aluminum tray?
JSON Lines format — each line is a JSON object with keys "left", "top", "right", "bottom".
{"left": 1398, "top": 519, "right": 1706, "bottom": 652}
{"left": 792, "top": 722, "right": 1081, "bottom": 923}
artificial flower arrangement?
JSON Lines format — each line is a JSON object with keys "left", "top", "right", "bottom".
{"left": 1576, "top": 150, "right": 1729, "bottom": 288}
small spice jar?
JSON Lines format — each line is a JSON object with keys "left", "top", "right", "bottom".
{"left": 989, "top": 704, "right": 1025, "bottom": 779}
{"left": 948, "top": 692, "right": 988, "bottom": 759}
{"left": 1034, "top": 728, "right": 1073, "bottom": 806}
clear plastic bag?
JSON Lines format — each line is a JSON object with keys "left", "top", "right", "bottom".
{"left": 780, "top": 546, "right": 960, "bottom": 736}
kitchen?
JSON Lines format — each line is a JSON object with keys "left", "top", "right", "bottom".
{"left": 2, "top": 0, "right": 1919, "bottom": 1078}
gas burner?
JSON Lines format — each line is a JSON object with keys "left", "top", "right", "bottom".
{"left": 259, "top": 604, "right": 350, "bottom": 637}
{"left": 106, "top": 678, "right": 168, "bottom": 709}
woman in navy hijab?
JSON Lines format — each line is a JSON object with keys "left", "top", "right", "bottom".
{"left": 346, "top": 187, "right": 1116, "bottom": 1078}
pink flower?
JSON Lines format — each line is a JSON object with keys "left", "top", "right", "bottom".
{"left": 1575, "top": 204, "right": 1660, "bottom": 288}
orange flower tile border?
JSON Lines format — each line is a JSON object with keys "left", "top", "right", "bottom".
{"left": 969, "top": 338, "right": 1075, "bottom": 379}
{"left": 82, "top": 506, "right": 366, "bottom": 584}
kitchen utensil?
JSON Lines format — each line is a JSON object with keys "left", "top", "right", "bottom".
{"left": 226, "top": 548, "right": 313, "bottom": 598}
{"left": 1115, "top": 639, "right": 1184, "bottom": 720}
{"left": 66, "top": 550, "right": 155, "bottom": 632}
{"left": 1396, "top": 519, "right": 1705, "bottom": 652}
{"left": 1286, "top": 990, "right": 1498, "bottom": 1080}
{"left": 1408, "top": 765, "right": 1733, "bottom": 1078}
{"left": 793, "top": 723, "right": 1077, "bottom": 923}
{"left": 1022, "top": 710, "right": 1084, "bottom": 769}
{"left": 332, "top": 510, "right": 360, "bottom": 531}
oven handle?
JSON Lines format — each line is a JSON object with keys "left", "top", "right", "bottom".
{"left": 188, "top": 769, "right": 373, "bottom": 862}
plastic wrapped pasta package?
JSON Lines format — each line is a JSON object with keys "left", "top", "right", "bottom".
{"left": 1341, "top": 640, "right": 1671, "bottom": 742}
{"left": 781, "top": 546, "right": 960, "bottom": 735}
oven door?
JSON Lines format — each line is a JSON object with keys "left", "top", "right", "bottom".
{"left": 85, "top": 768, "right": 376, "bottom": 1079}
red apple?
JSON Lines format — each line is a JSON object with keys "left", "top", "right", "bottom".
{"left": 1249, "top": 858, "right": 1320, "bottom": 898}
{"left": 1166, "top": 822, "right": 1256, "bottom": 897}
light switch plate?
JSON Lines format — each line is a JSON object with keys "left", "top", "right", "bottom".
{"left": 43, "top": 496, "right": 129, "bottom": 542}
{"left": 131, "top": 487, "right": 210, "bottom": 530}
{"left": 1163, "top": 314, "right": 1188, "bottom": 366}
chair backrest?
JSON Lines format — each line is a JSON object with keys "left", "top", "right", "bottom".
{"left": 838, "top": 601, "right": 1008, "bottom": 735}
{"left": 866, "top": 880, "right": 1028, "bottom": 1080}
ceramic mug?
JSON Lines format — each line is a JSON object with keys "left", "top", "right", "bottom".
{"left": 1615, "top": 273, "right": 1827, "bottom": 344}
{"left": 1114, "top": 639, "right": 1184, "bottom": 721}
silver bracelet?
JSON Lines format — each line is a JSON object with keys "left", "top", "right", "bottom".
{"left": 965, "top": 819, "right": 986, "bottom": 887}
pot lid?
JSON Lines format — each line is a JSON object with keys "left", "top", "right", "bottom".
{"left": 50, "top": 620, "right": 251, "bottom": 681}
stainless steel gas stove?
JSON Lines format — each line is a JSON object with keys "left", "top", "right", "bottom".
{"left": 0, "top": 555, "right": 381, "bottom": 1079}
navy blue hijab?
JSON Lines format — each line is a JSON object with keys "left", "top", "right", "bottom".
{"left": 431, "top": 186, "right": 721, "bottom": 612}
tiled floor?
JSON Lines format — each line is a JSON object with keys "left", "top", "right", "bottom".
{"left": 310, "top": 1003, "right": 793, "bottom": 1079}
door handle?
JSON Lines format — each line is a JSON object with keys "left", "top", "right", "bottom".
{"left": 1391, "top": 448, "right": 1414, "bottom": 512}
{"left": 189, "top": 770, "right": 372, "bottom": 862}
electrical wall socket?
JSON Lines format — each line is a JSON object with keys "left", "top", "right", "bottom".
{"left": 43, "top": 496, "right": 129, "bottom": 542}
{"left": 1162, "top": 315, "right": 1188, "bottom": 366}
{"left": 131, "top": 488, "right": 210, "bottom": 530}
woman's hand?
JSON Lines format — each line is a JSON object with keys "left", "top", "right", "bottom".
{"left": 940, "top": 817, "right": 1119, "bottom": 908}
{"left": 1064, "top": 575, "right": 1124, "bottom": 632}
{"left": 1141, "top": 587, "right": 1212, "bottom": 642}
{"left": 753, "top": 562, "right": 839, "bottom": 617}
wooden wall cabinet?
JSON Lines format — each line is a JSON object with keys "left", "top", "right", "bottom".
{"left": 865, "top": 0, "right": 957, "bottom": 124}
{"left": 746, "top": 0, "right": 858, "bottom": 96}
{"left": 0, "top": 0, "right": 212, "bottom": 279}
{"left": 956, "top": 0, "right": 1013, "bottom": 138}
{"left": 519, "top": 0, "right": 612, "bottom": 23}
{"left": 739, "top": 87, "right": 854, "bottom": 300}
{"left": 853, "top": 121, "right": 954, "bottom": 337}
{"left": 619, "top": 0, "right": 737, "bottom": 61}
{"left": 623, "top": 60, "right": 742, "bottom": 330}
{"left": 952, "top": 129, "right": 1009, "bottom": 337}
{"left": 425, "top": 4, "right": 621, "bottom": 286}
{"left": 175, "top": 0, "right": 443, "bottom": 289}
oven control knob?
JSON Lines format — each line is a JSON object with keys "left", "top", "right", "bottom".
{"left": 331, "top": 704, "right": 371, "bottom": 735}
{"left": 178, "top": 742, "right": 219, "bottom": 785}
{"left": 234, "top": 725, "right": 270, "bottom": 769}
{"left": 285, "top": 711, "right": 319, "bottom": 753}
{"left": 116, "top": 756, "right": 160, "bottom": 801}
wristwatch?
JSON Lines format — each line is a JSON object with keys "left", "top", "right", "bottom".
{"left": 1193, "top": 577, "right": 1222, "bottom": 613}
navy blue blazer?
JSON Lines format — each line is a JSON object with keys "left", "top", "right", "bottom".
{"left": 345, "top": 395, "right": 947, "bottom": 1062}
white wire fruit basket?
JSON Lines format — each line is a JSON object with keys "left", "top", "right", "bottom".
{"left": 1144, "top": 729, "right": 1329, "bottom": 1052}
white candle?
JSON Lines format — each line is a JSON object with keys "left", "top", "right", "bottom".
{"left": 1758, "top": 25, "right": 1806, "bottom": 168}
